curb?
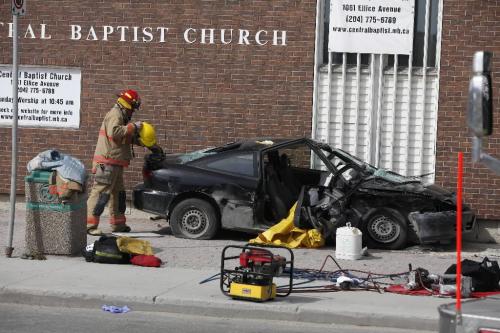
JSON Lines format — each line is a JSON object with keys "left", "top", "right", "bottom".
{"left": 0, "top": 289, "right": 439, "bottom": 331}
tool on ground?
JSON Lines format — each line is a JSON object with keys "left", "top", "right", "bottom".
{"left": 438, "top": 274, "right": 473, "bottom": 298}
{"left": 220, "top": 244, "right": 293, "bottom": 302}
{"left": 405, "top": 266, "right": 435, "bottom": 290}
{"left": 404, "top": 266, "right": 473, "bottom": 297}
{"left": 336, "top": 275, "right": 356, "bottom": 290}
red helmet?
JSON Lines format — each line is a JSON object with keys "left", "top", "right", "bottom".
{"left": 117, "top": 89, "right": 141, "bottom": 110}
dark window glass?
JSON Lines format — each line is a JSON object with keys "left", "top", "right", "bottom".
{"left": 205, "top": 153, "right": 256, "bottom": 177}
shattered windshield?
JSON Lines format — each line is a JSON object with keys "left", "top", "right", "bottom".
{"left": 372, "top": 169, "right": 420, "bottom": 184}
{"left": 328, "top": 148, "right": 421, "bottom": 184}
{"left": 178, "top": 148, "right": 216, "bottom": 164}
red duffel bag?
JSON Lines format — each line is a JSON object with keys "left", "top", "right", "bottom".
{"left": 130, "top": 255, "right": 162, "bottom": 267}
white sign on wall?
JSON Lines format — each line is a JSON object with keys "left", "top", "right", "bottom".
{"left": 329, "top": 0, "right": 414, "bottom": 54}
{"left": 0, "top": 66, "right": 81, "bottom": 128}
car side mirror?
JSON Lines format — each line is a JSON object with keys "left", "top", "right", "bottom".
{"left": 468, "top": 51, "right": 500, "bottom": 174}
{"left": 467, "top": 51, "right": 493, "bottom": 137}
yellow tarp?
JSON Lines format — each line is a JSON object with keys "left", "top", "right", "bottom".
{"left": 116, "top": 236, "right": 154, "bottom": 256}
{"left": 249, "top": 203, "right": 325, "bottom": 249}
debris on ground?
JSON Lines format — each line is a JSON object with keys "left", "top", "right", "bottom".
{"left": 101, "top": 305, "right": 130, "bottom": 313}
{"left": 249, "top": 203, "right": 324, "bottom": 249}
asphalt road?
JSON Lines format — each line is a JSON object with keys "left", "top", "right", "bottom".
{"left": 0, "top": 303, "right": 433, "bottom": 333}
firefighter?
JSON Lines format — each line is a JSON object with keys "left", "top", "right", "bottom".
{"left": 86, "top": 89, "right": 143, "bottom": 236}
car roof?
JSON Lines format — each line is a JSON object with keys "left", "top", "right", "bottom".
{"left": 206, "top": 137, "right": 312, "bottom": 153}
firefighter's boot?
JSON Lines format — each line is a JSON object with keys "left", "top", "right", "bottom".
{"left": 87, "top": 224, "right": 103, "bottom": 236}
{"left": 111, "top": 223, "right": 131, "bottom": 233}
{"left": 87, "top": 216, "right": 103, "bottom": 236}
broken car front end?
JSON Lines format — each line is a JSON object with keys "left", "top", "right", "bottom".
{"left": 293, "top": 149, "right": 477, "bottom": 249}
{"left": 409, "top": 208, "right": 476, "bottom": 244}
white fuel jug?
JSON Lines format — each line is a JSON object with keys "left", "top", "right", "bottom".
{"left": 335, "top": 222, "right": 362, "bottom": 260}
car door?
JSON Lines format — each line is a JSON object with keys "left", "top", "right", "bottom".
{"left": 253, "top": 140, "right": 329, "bottom": 227}
{"left": 194, "top": 151, "right": 260, "bottom": 232}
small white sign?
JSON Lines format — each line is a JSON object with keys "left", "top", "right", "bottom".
{"left": 0, "top": 66, "right": 81, "bottom": 128}
{"left": 329, "top": 0, "right": 414, "bottom": 54}
{"left": 12, "top": 0, "right": 26, "bottom": 16}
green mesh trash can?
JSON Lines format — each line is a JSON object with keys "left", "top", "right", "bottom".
{"left": 25, "top": 170, "right": 87, "bottom": 255}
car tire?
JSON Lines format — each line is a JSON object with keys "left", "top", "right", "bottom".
{"left": 362, "top": 208, "right": 408, "bottom": 250}
{"left": 170, "top": 198, "right": 220, "bottom": 240}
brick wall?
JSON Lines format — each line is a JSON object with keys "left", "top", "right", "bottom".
{"left": 2, "top": 0, "right": 499, "bottom": 220}
{"left": 437, "top": 0, "right": 500, "bottom": 218}
{"left": 0, "top": 1, "right": 316, "bottom": 198}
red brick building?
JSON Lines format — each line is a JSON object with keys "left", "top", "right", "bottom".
{"left": 0, "top": 0, "right": 498, "bottom": 221}
{"left": 437, "top": 0, "right": 500, "bottom": 219}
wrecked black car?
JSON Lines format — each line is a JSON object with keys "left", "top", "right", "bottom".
{"left": 133, "top": 138, "right": 476, "bottom": 249}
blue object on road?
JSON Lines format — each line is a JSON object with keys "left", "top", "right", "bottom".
{"left": 101, "top": 305, "right": 130, "bottom": 313}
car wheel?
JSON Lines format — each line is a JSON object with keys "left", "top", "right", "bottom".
{"left": 170, "top": 198, "right": 219, "bottom": 240}
{"left": 362, "top": 208, "right": 408, "bottom": 250}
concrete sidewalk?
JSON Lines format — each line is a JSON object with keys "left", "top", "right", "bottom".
{"left": 2, "top": 195, "right": 500, "bottom": 331}
{"left": 0, "top": 255, "right": 452, "bottom": 331}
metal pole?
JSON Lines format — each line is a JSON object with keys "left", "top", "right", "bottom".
{"left": 455, "top": 152, "right": 463, "bottom": 329}
{"left": 6, "top": 14, "right": 19, "bottom": 258}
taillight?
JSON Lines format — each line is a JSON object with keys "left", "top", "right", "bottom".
{"left": 479, "top": 329, "right": 500, "bottom": 333}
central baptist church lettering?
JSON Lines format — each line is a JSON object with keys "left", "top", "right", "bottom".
{"left": 0, "top": 22, "right": 288, "bottom": 46}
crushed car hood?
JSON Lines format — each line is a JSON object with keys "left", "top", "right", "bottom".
{"left": 358, "top": 173, "right": 456, "bottom": 203}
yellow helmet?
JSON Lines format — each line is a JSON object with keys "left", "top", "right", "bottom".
{"left": 139, "top": 122, "right": 157, "bottom": 148}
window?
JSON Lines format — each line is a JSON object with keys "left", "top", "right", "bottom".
{"left": 205, "top": 153, "right": 256, "bottom": 177}
{"left": 264, "top": 142, "right": 334, "bottom": 186}
{"left": 178, "top": 148, "right": 216, "bottom": 164}
{"left": 322, "top": 0, "right": 440, "bottom": 68}
{"left": 280, "top": 145, "right": 314, "bottom": 170}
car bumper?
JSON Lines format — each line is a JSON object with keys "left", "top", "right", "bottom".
{"left": 133, "top": 184, "right": 175, "bottom": 215}
{"left": 408, "top": 210, "right": 476, "bottom": 244}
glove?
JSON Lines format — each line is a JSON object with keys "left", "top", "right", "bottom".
{"left": 149, "top": 144, "right": 164, "bottom": 155}
{"left": 134, "top": 121, "right": 142, "bottom": 132}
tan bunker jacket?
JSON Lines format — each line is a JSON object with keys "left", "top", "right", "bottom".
{"left": 92, "top": 104, "right": 137, "bottom": 169}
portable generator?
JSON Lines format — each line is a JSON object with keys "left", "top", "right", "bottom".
{"left": 220, "top": 244, "right": 293, "bottom": 302}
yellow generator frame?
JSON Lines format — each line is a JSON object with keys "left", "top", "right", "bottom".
{"left": 220, "top": 244, "right": 293, "bottom": 302}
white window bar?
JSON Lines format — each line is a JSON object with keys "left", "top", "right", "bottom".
{"left": 389, "top": 54, "right": 398, "bottom": 171}
{"left": 435, "top": 0, "right": 443, "bottom": 72}
{"left": 310, "top": 0, "right": 324, "bottom": 146}
{"left": 326, "top": 51, "right": 333, "bottom": 145}
{"left": 339, "top": 52, "right": 347, "bottom": 149}
{"left": 404, "top": 52, "right": 413, "bottom": 177}
{"left": 366, "top": 54, "right": 376, "bottom": 164}
{"left": 375, "top": 54, "right": 384, "bottom": 167}
{"left": 419, "top": 0, "right": 431, "bottom": 176}
{"left": 354, "top": 53, "right": 361, "bottom": 157}
{"left": 428, "top": 0, "right": 444, "bottom": 182}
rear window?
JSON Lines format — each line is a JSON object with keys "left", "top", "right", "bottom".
{"left": 179, "top": 148, "right": 216, "bottom": 164}
{"left": 205, "top": 153, "right": 256, "bottom": 177}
